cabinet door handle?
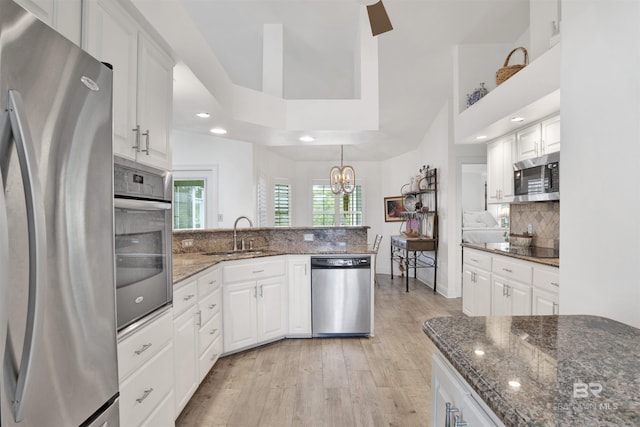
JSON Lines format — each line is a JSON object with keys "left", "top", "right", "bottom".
{"left": 135, "top": 388, "right": 154, "bottom": 404}
{"left": 183, "top": 294, "right": 195, "bottom": 301}
{"left": 260, "top": 285, "right": 264, "bottom": 297}
{"left": 506, "top": 285, "right": 511, "bottom": 297}
{"left": 445, "top": 402, "right": 459, "bottom": 427}
{"left": 552, "top": 302, "right": 559, "bottom": 315}
{"left": 502, "top": 285, "right": 507, "bottom": 297}
{"left": 454, "top": 414, "right": 469, "bottom": 427}
{"left": 134, "top": 343, "right": 152, "bottom": 356}
{"left": 210, "top": 328, "right": 218, "bottom": 335}
{"left": 196, "top": 310, "right": 202, "bottom": 327}
{"left": 132, "top": 125, "right": 140, "bottom": 151}
{"left": 141, "top": 129, "right": 150, "bottom": 155}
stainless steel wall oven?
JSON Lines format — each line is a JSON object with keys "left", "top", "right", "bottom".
{"left": 114, "top": 157, "right": 172, "bottom": 330}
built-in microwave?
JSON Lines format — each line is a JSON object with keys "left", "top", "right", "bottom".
{"left": 513, "top": 152, "right": 559, "bottom": 202}
{"left": 114, "top": 157, "right": 173, "bottom": 330}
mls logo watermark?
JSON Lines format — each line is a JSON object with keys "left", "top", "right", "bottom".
{"left": 573, "top": 382, "right": 603, "bottom": 398}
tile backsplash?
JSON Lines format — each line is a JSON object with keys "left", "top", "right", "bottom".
{"left": 510, "top": 201, "right": 559, "bottom": 249}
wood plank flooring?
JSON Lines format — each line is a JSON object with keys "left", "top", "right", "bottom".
{"left": 176, "top": 274, "right": 462, "bottom": 427}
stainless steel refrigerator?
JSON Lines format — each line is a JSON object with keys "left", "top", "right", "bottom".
{"left": 0, "top": 0, "right": 119, "bottom": 426}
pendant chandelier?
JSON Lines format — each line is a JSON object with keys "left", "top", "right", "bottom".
{"left": 330, "top": 145, "right": 355, "bottom": 194}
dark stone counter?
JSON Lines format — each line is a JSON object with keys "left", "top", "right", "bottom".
{"left": 462, "top": 242, "right": 559, "bottom": 268}
{"left": 423, "top": 315, "right": 640, "bottom": 426}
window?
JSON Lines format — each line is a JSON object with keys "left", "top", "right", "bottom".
{"left": 312, "top": 184, "right": 362, "bottom": 226}
{"left": 257, "top": 176, "right": 268, "bottom": 227}
{"left": 173, "top": 179, "right": 205, "bottom": 229}
{"left": 172, "top": 167, "right": 217, "bottom": 230}
{"left": 274, "top": 183, "right": 291, "bottom": 226}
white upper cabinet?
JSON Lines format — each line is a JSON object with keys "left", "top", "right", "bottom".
{"left": 136, "top": 32, "right": 173, "bottom": 170}
{"left": 82, "top": 0, "right": 174, "bottom": 170}
{"left": 83, "top": 0, "right": 138, "bottom": 161}
{"left": 515, "top": 123, "right": 541, "bottom": 161}
{"left": 515, "top": 115, "right": 560, "bottom": 161}
{"left": 14, "top": 0, "right": 82, "bottom": 45}
{"left": 487, "top": 134, "right": 514, "bottom": 204}
{"left": 541, "top": 115, "right": 561, "bottom": 155}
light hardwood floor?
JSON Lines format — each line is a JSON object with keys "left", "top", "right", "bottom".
{"left": 176, "top": 274, "right": 462, "bottom": 427}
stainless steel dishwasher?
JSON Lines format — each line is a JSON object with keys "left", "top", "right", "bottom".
{"left": 311, "top": 255, "right": 371, "bottom": 337}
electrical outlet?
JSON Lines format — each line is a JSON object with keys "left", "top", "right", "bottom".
{"left": 181, "top": 239, "right": 194, "bottom": 248}
{"left": 303, "top": 233, "right": 314, "bottom": 242}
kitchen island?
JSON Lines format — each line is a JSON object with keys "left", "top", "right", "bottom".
{"left": 423, "top": 315, "right": 640, "bottom": 426}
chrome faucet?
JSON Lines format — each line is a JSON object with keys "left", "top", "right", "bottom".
{"left": 233, "top": 216, "right": 253, "bottom": 251}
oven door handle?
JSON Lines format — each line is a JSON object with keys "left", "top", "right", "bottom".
{"left": 114, "top": 198, "right": 171, "bottom": 211}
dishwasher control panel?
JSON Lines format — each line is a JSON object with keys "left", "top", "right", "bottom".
{"left": 311, "top": 256, "right": 371, "bottom": 268}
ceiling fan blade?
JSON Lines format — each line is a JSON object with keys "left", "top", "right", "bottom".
{"left": 366, "top": 0, "right": 393, "bottom": 36}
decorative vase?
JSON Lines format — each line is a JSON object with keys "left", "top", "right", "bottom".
{"left": 466, "top": 83, "right": 488, "bottom": 108}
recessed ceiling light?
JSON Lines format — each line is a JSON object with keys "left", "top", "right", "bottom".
{"left": 508, "top": 380, "right": 521, "bottom": 389}
{"left": 196, "top": 112, "right": 210, "bottom": 118}
{"left": 299, "top": 135, "right": 315, "bottom": 142}
{"left": 476, "top": 135, "right": 488, "bottom": 140}
{"left": 210, "top": 127, "right": 227, "bottom": 135}
{"left": 511, "top": 117, "right": 524, "bottom": 122}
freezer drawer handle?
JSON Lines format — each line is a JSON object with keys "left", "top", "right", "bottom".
{"left": 134, "top": 343, "right": 153, "bottom": 355}
{"left": 1, "top": 90, "right": 48, "bottom": 422}
{"left": 135, "top": 388, "right": 154, "bottom": 404}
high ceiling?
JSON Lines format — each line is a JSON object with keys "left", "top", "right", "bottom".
{"left": 137, "top": 0, "right": 530, "bottom": 161}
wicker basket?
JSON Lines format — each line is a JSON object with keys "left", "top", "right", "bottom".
{"left": 509, "top": 233, "right": 533, "bottom": 247}
{"left": 496, "top": 47, "right": 529, "bottom": 86}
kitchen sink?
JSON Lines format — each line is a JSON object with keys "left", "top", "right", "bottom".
{"left": 205, "top": 250, "right": 265, "bottom": 257}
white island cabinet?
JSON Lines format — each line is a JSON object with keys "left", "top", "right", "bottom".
{"left": 432, "top": 352, "right": 505, "bottom": 426}
{"left": 117, "top": 307, "right": 175, "bottom": 427}
{"left": 222, "top": 257, "right": 287, "bottom": 354}
{"left": 82, "top": 0, "right": 174, "bottom": 170}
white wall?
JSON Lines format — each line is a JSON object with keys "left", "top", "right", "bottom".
{"left": 172, "top": 130, "right": 255, "bottom": 228}
{"left": 560, "top": 1, "right": 640, "bottom": 328}
{"left": 461, "top": 164, "right": 487, "bottom": 212}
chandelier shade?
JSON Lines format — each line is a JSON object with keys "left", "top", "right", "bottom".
{"left": 330, "top": 146, "right": 355, "bottom": 194}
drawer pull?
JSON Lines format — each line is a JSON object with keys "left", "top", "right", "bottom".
{"left": 252, "top": 269, "right": 265, "bottom": 274}
{"left": 502, "top": 268, "right": 513, "bottom": 273}
{"left": 470, "top": 258, "right": 478, "bottom": 263}
{"left": 209, "top": 280, "right": 217, "bottom": 285}
{"left": 550, "top": 282, "right": 559, "bottom": 286}
{"left": 134, "top": 343, "right": 152, "bottom": 356}
{"left": 209, "top": 303, "right": 217, "bottom": 310}
{"left": 135, "top": 388, "right": 154, "bottom": 404}
{"left": 183, "top": 294, "right": 195, "bottom": 301}
{"left": 210, "top": 328, "right": 218, "bottom": 335}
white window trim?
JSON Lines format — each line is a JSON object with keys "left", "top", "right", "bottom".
{"left": 173, "top": 165, "right": 218, "bottom": 229}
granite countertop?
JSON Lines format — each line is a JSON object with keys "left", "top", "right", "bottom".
{"left": 173, "top": 244, "right": 375, "bottom": 284}
{"left": 423, "top": 315, "right": 640, "bottom": 426}
{"left": 462, "top": 242, "right": 559, "bottom": 268}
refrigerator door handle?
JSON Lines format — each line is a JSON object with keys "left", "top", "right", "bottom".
{"left": 2, "top": 90, "right": 48, "bottom": 422}
{"left": 0, "top": 111, "right": 9, "bottom": 419}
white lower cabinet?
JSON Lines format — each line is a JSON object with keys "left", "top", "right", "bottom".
{"left": 173, "top": 265, "right": 223, "bottom": 418}
{"left": 288, "top": 255, "right": 311, "bottom": 337}
{"left": 117, "top": 307, "right": 175, "bottom": 426}
{"left": 432, "top": 352, "right": 503, "bottom": 427}
{"left": 491, "top": 276, "right": 532, "bottom": 316}
{"left": 173, "top": 304, "right": 198, "bottom": 415}
{"left": 223, "top": 257, "right": 287, "bottom": 354}
{"left": 462, "top": 249, "right": 492, "bottom": 316}
{"left": 462, "top": 248, "right": 559, "bottom": 318}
